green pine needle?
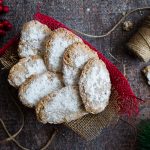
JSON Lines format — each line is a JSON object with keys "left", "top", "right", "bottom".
{"left": 137, "top": 120, "right": 150, "bottom": 150}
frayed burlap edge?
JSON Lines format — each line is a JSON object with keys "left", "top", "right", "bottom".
{"left": 65, "top": 89, "right": 119, "bottom": 140}
{"left": 0, "top": 45, "right": 119, "bottom": 140}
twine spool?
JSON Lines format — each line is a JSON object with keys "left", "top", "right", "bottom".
{"left": 127, "top": 16, "right": 150, "bottom": 62}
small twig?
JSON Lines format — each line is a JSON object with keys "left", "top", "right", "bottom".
{"left": 73, "top": 7, "right": 150, "bottom": 38}
{"left": 108, "top": 52, "right": 121, "bottom": 63}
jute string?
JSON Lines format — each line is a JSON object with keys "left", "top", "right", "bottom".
{"left": 73, "top": 7, "right": 150, "bottom": 38}
{"left": 0, "top": 84, "right": 57, "bottom": 150}
{"left": 74, "top": 7, "right": 150, "bottom": 62}
{"left": 127, "top": 16, "right": 150, "bottom": 62}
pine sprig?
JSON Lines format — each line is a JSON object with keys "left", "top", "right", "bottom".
{"left": 137, "top": 120, "right": 150, "bottom": 150}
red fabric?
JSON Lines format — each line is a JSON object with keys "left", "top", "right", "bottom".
{"left": 0, "top": 35, "right": 19, "bottom": 56}
{"left": 0, "top": 12, "right": 141, "bottom": 116}
{"left": 34, "top": 13, "right": 140, "bottom": 116}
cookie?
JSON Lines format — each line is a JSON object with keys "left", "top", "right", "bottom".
{"left": 79, "top": 58, "right": 111, "bottom": 114}
{"left": 36, "top": 86, "right": 87, "bottom": 124}
{"left": 18, "top": 72, "right": 63, "bottom": 107}
{"left": 63, "top": 42, "right": 98, "bottom": 85}
{"left": 44, "top": 28, "right": 82, "bottom": 72}
{"left": 18, "top": 20, "right": 52, "bottom": 58}
{"left": 143, "top": 65, "right": 150, "bottom": 85}
{"left": 8, "top": 55, "right": 47, "bottom": 88}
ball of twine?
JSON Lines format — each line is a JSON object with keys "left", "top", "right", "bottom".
{"left": 127, "top": 16, "right": 150, "bottom": 62}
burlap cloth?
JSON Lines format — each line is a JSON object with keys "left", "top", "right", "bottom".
{"left": 127, "top": 16, "right": 150, "bottom": 62}
{"left": 0, "top": 12, "right": 139, "bottom": 140}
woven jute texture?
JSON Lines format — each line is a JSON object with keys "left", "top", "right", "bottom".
{"left": 127, "top": 16, "right": 150, "bottom": 62}
{"left": 65, "top": 89, "right": 119, "bottom": 140}
{"left": 0, "top": 40, "right": 119, "bottom": 140}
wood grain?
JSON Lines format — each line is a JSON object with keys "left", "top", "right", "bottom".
{"left": 0, "top": 0, "right": 150, "bottom": 149}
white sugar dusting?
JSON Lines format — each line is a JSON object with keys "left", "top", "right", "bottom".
{"left": 39, "top": 86, "right": 87, "bottom": 124}
{"left": 8, "top": 56, "right": 47, "bottom": 87}
{"left": 45, "top": 28, "right": 82, "bottom": 72}
{"left": 18, "top": 20, "right": 51, "bottom": 57}
{"left": 19, "top": 72, "right": 63, "bottom": 107}
{"left": 79, "top": 59, "right": 111, "bottom": 114}
{"left": 63, "top": 43, "right": 98, "bottom": 85}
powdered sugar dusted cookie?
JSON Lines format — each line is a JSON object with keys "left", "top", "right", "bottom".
{"left": 143, "top": 65, "right": 150, "bottom": 85}
{"left": 44, "top": 28, "right": 82, "bottom": 72}
{"left": 79, "top": 58, "right": 111, "bottom": 114}
{"left": 18, "top": 20, "right": 52, "bottom": 58}
{"left": 8, "top": 55, "right": 47, "bottom": 88}
{"left": 19, "top": 72, "right": 63, "bottom": 107}
{"left": 36, "top": 86, "right": 87, "bottom": 124}
{"left": 63, "top": 42, "right": 98, "bottom": 85}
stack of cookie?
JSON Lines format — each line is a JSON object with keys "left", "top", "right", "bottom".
{"left": 8, "top": 20, "right": 111, "bottom": 124}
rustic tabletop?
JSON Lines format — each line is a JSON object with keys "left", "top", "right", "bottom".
{"left": 0, "top": 0, "right": 150, "bottom": 150}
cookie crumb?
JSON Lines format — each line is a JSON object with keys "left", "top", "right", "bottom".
{"left": 86, "top": 8, "right": 90, "bottom": 12}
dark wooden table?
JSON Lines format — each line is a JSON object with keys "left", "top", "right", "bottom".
{"left": 0, "top": 0, "right": 150, "bottom": 150}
